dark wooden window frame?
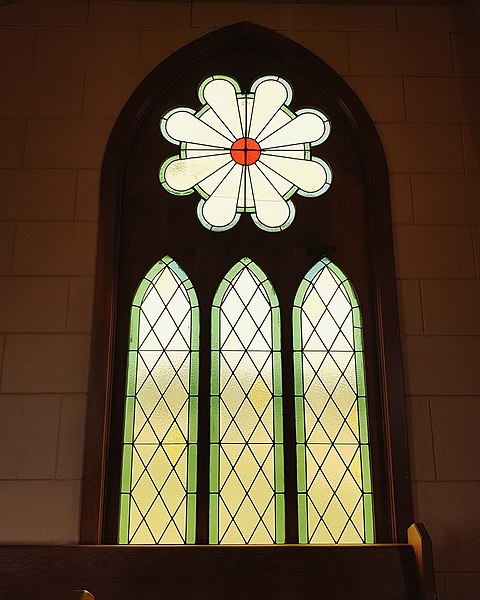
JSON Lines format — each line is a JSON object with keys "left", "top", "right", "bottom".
{"left": 80, "top": 22, "right": 412, "bottom": 544}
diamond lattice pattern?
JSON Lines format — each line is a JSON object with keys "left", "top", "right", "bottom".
{"left": 216, "top": 264, "right": 279, "bottom": 543}
{"left": 127, "top": 265, "right": 194, "bottom": 544}
{"left": 301, "top": 265, "right": 366, "bottom": 543}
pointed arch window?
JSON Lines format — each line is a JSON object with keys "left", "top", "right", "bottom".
{"left": 294, "top": 258, "right": 373, "bottom": 544}
{"left": 119, "top": 257, "right": 199, "bottom": 544}
{"left": 210, "top": 258, "right": 284, "bottom": 544}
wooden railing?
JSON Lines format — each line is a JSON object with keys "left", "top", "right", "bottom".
{"left": 0, "top": 523, "right": 436, "bottom": 600}
{"left": 70, "top": 592, "right": 95, "bottom": 600}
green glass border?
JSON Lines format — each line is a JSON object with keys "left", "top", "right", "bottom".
{"left": 158, "top": 155, "right": 195, "bottom": 197}
{"left": 118, "top": 494, "right": 130, "bottom": 544}
{"left": 209, "top": 441, "right": 220, "bottom": 544}
{"left": 197, "top": 74, "right": 241, "bottom": 105}
{"left": 364, "top": 494, "right": 374, "bottom": 543}
{"left": 275, "top": 492, "right": 285, "bottom": 544}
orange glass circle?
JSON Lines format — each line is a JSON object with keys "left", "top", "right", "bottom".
{"left": 230, "top": 137, "right": 261, "bottom": 166}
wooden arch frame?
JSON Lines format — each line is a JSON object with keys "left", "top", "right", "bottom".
{"left": 80, "top": 22, "right": 412, "bottom": 544}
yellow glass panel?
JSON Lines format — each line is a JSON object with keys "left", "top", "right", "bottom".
{"left": 336, "top": 472, "right": 362, "bottom": 516}
{"left": 132, "top": 471, "right": 157, "bottom": 515}
{"left": 339, "top": 521, "right": 363, "bottom": 543}
{"left": 130, "top": 521, "right": 155, "bottom": 544}
{"left": 322, "top": 496, "right": 347, "bottom": 541}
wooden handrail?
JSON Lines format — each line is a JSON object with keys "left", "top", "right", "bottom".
{"left": 408, "top": 523, "right": 437, "bottom": 600}
{"left": 0, "top": 529, "right": 436, "bottom": 600}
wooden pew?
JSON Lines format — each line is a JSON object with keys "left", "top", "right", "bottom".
{"left": 70, "top": 592, "right": 95, "bottom": 600}
{"left": 0, "top": 523, "right": 436, "bottom": 600}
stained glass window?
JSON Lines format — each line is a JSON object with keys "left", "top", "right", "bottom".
{"left": 209, "top": 257, "right": 284, "bottom": 544}
{"left": 119, "top": 256, "right": 199, "bottom": 544}
{"left": 293, "top": 258, "right": 374, "bottom": 544}
{"left": 159, "top": 75, "right": 332, "bottom": 232}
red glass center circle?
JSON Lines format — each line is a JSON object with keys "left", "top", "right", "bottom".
{"left": 230, "top": 137, "right": 261, "bottom": 166}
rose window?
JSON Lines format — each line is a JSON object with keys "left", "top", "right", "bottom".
{"left": 159, "top": 75, "right": 332, "bottom": 232}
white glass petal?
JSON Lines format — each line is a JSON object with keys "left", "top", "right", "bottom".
{"left": 164, "top": 153, "right": 232, "bottom": 192}
{"left": 197, "top": 160, "right": 236, "bottom": 196}
{"left": 248, "top": 79, "right": 289, "bottom": 140}
{"left": 200, "top": 163, "right": 243, "bottom": 228}
{"left": 249, "top": 164, "right": 291, "bottom": 228}
{"left": 262, "top": 143, "right": 305, "bottom": 159}
{"left": 237, "top": 97, "right": 253, "bottom": 139}
{"left": 255, "top": 160, "right": 295, "bottom": 197}
{"left": 202, "top": 78, "right": 243, "bottom": 140}
{"left": 165, "top": 110, "right": 232, "bottom": 148}
{"left": 258, "top": 112, "right": 328, "bottom": 148}
{"left": 238, "top": 168, "right": 255, "bottom": 211}
{"left": 199, "top": 108, "right": 237, "bottom": 143}
{"left": 296, "top": 108, "right": 331, "bottom": 146}
{"left": 255, "top": 109, "right": 291, "bottom": 145}
{"left": 258, "top": 154, "right": 329, "bottom": 195}
{"left": 251, "top": 75, "right": 293, "bottom": 105}
{"left": 296, "top": 158, "right": 332, "bottom": 197}
{"left": 185, "top": 143, "right": 231, "bottom": 159}
{"left": 160, "top": 107, "right": 195, "bottom": 145}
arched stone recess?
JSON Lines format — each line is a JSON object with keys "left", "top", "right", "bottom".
{"left": 81, "top": 22, "right": 411, "bottom": 545}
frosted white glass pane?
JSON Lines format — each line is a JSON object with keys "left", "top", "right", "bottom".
{"left": 198, "top": 161, "right": 236, "bottom": 196}
{"left": 237, "top": 97, "right": 254, "bottom": 140}
{"left": 249, "top": 79, "right": 289, "bottom": 139}
{"left": 259, "top": 154, "right": 329, "bottom": 194}
{"left": 164, "top": 153, "right": 231, "bottom": 192}
{"left": 203, "top": 78, "right": 243, "bottom": 139}
{"left": 238, "top": 168, "right": 255, "bottom": 210}
{"left": 201, "top": 164, "right": 243, "bottom": 228}
{"left": 248, "top": 166, "right": 290, "bottom": 228}
{"left": 185, "top": 143, "right": 230, "bottom": 159}
{"left": 259, "top": 112, "right": 327, "bottom": 147}
{"left": 255, "top": 109, "right": 291, "bottom": 145}
{"left": 262, "top": 143, "right": 305, "bottom": 159}
{"left": 165, "top": 110, "right": 231, "bottom": 147}
{"left": 255, "top": 160, "right": 295, "bottom": 197}
{"left": 200, "top": 109, "right": 239, "bottom": 142}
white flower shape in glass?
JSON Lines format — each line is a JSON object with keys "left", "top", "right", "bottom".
{"left": 159, "top": 75, "right": 332, "bottom": 232}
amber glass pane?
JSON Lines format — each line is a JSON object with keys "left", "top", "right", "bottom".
{"left": 210, "top": 258, "right": 284, "bottom": 544}
{"left": 119, "top": 257, "right": 199, "bottom": 544}
{"left": 293, "top": 258, "right": 374, "bottom": 544}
